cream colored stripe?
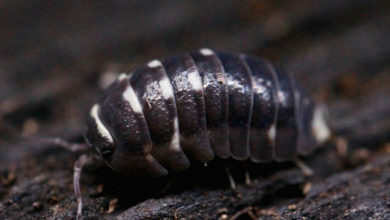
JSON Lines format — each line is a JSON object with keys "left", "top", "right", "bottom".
{"left": 90, "top": 104, "right": 114, "bottom": 144}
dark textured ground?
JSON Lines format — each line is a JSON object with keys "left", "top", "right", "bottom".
{"left": 1, "top": 1, "right": 390, "bottom": 219}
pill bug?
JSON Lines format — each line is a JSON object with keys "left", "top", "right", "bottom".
{"left": 85, "top": 48, "right": 330, "bottom": 178}
{"left": 76, "top": 48, "right": 331, "bottom": 218}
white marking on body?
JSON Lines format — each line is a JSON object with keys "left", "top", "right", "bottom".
{"left": 159, "top": 76, "right": 174, "bottom": 100}
{"left": 169, "top": 117, "right": 180, "bottom": 150}
{"left": 267, "top": 123, "right": 276, "bottom": 144}
{"left": 253, "top": 78, "right": 268, "bottom": 94}
{"left": 277, "top": 91, "right": 288, "bottom": 107}
{"left": 312, "top": 106, "right": 331, "bottom": 143}
{"left": 148, "top": 60, "right": 162, "bottom": 68}
{"left": 199, "top": 48, "right": 214, "bottom": 56}
{"left": 123, "top": 84, "right": 143, "bottom": 113}
{"left": 90, "top": 104, "right": 114, "bottom": 144}
{"left": 117, "top": 73, "right": 128, "bottom": 81}
{"left": 188, "top": 70, "right": 203, "bottom": 92}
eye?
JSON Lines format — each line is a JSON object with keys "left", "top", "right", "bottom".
{"left": 98, "top": 134, "right": 117, "bottom": 160}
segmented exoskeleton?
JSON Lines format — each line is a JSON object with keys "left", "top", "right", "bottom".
{"left": 86, "top": 48, "right": 330, "bottom": 178}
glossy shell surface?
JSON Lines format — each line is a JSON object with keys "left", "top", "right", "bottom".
{"left": 86, "top": 49, "right": 330, "bottom": 178}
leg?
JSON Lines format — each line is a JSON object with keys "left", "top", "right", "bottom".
{"left": 40, "top": 137, "right": 89, "bottom": 152}
{"left": 243, "top": 161, "right": 251, "bottom": 185}
{"left": 225, "top": 166, "right": 236, "bottom": 190}
{"left": 230, "top": 206, "right": 256, "bottom": 220}
{"left": 294, "top": 159, "right": 313, "bottom": 176}
{"left": 160, "top": 176, "right": 176, "bottom": 194}
{"left": 335, "top": 136, "right": 348, "bottom": 158}
{"left": 74, "top": 154, "right": 90, "bottom": 220}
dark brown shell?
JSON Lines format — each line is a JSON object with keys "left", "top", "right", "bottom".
{"left": 85, "top": 49, "right": 330, "bottom": 178}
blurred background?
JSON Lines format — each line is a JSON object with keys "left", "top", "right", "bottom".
{"left": 0, "top": 0, "right": 390, "bottom": 219}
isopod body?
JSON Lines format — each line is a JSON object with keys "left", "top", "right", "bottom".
{"left": 85, "top": 48, "right": 330, "bottom": 178}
